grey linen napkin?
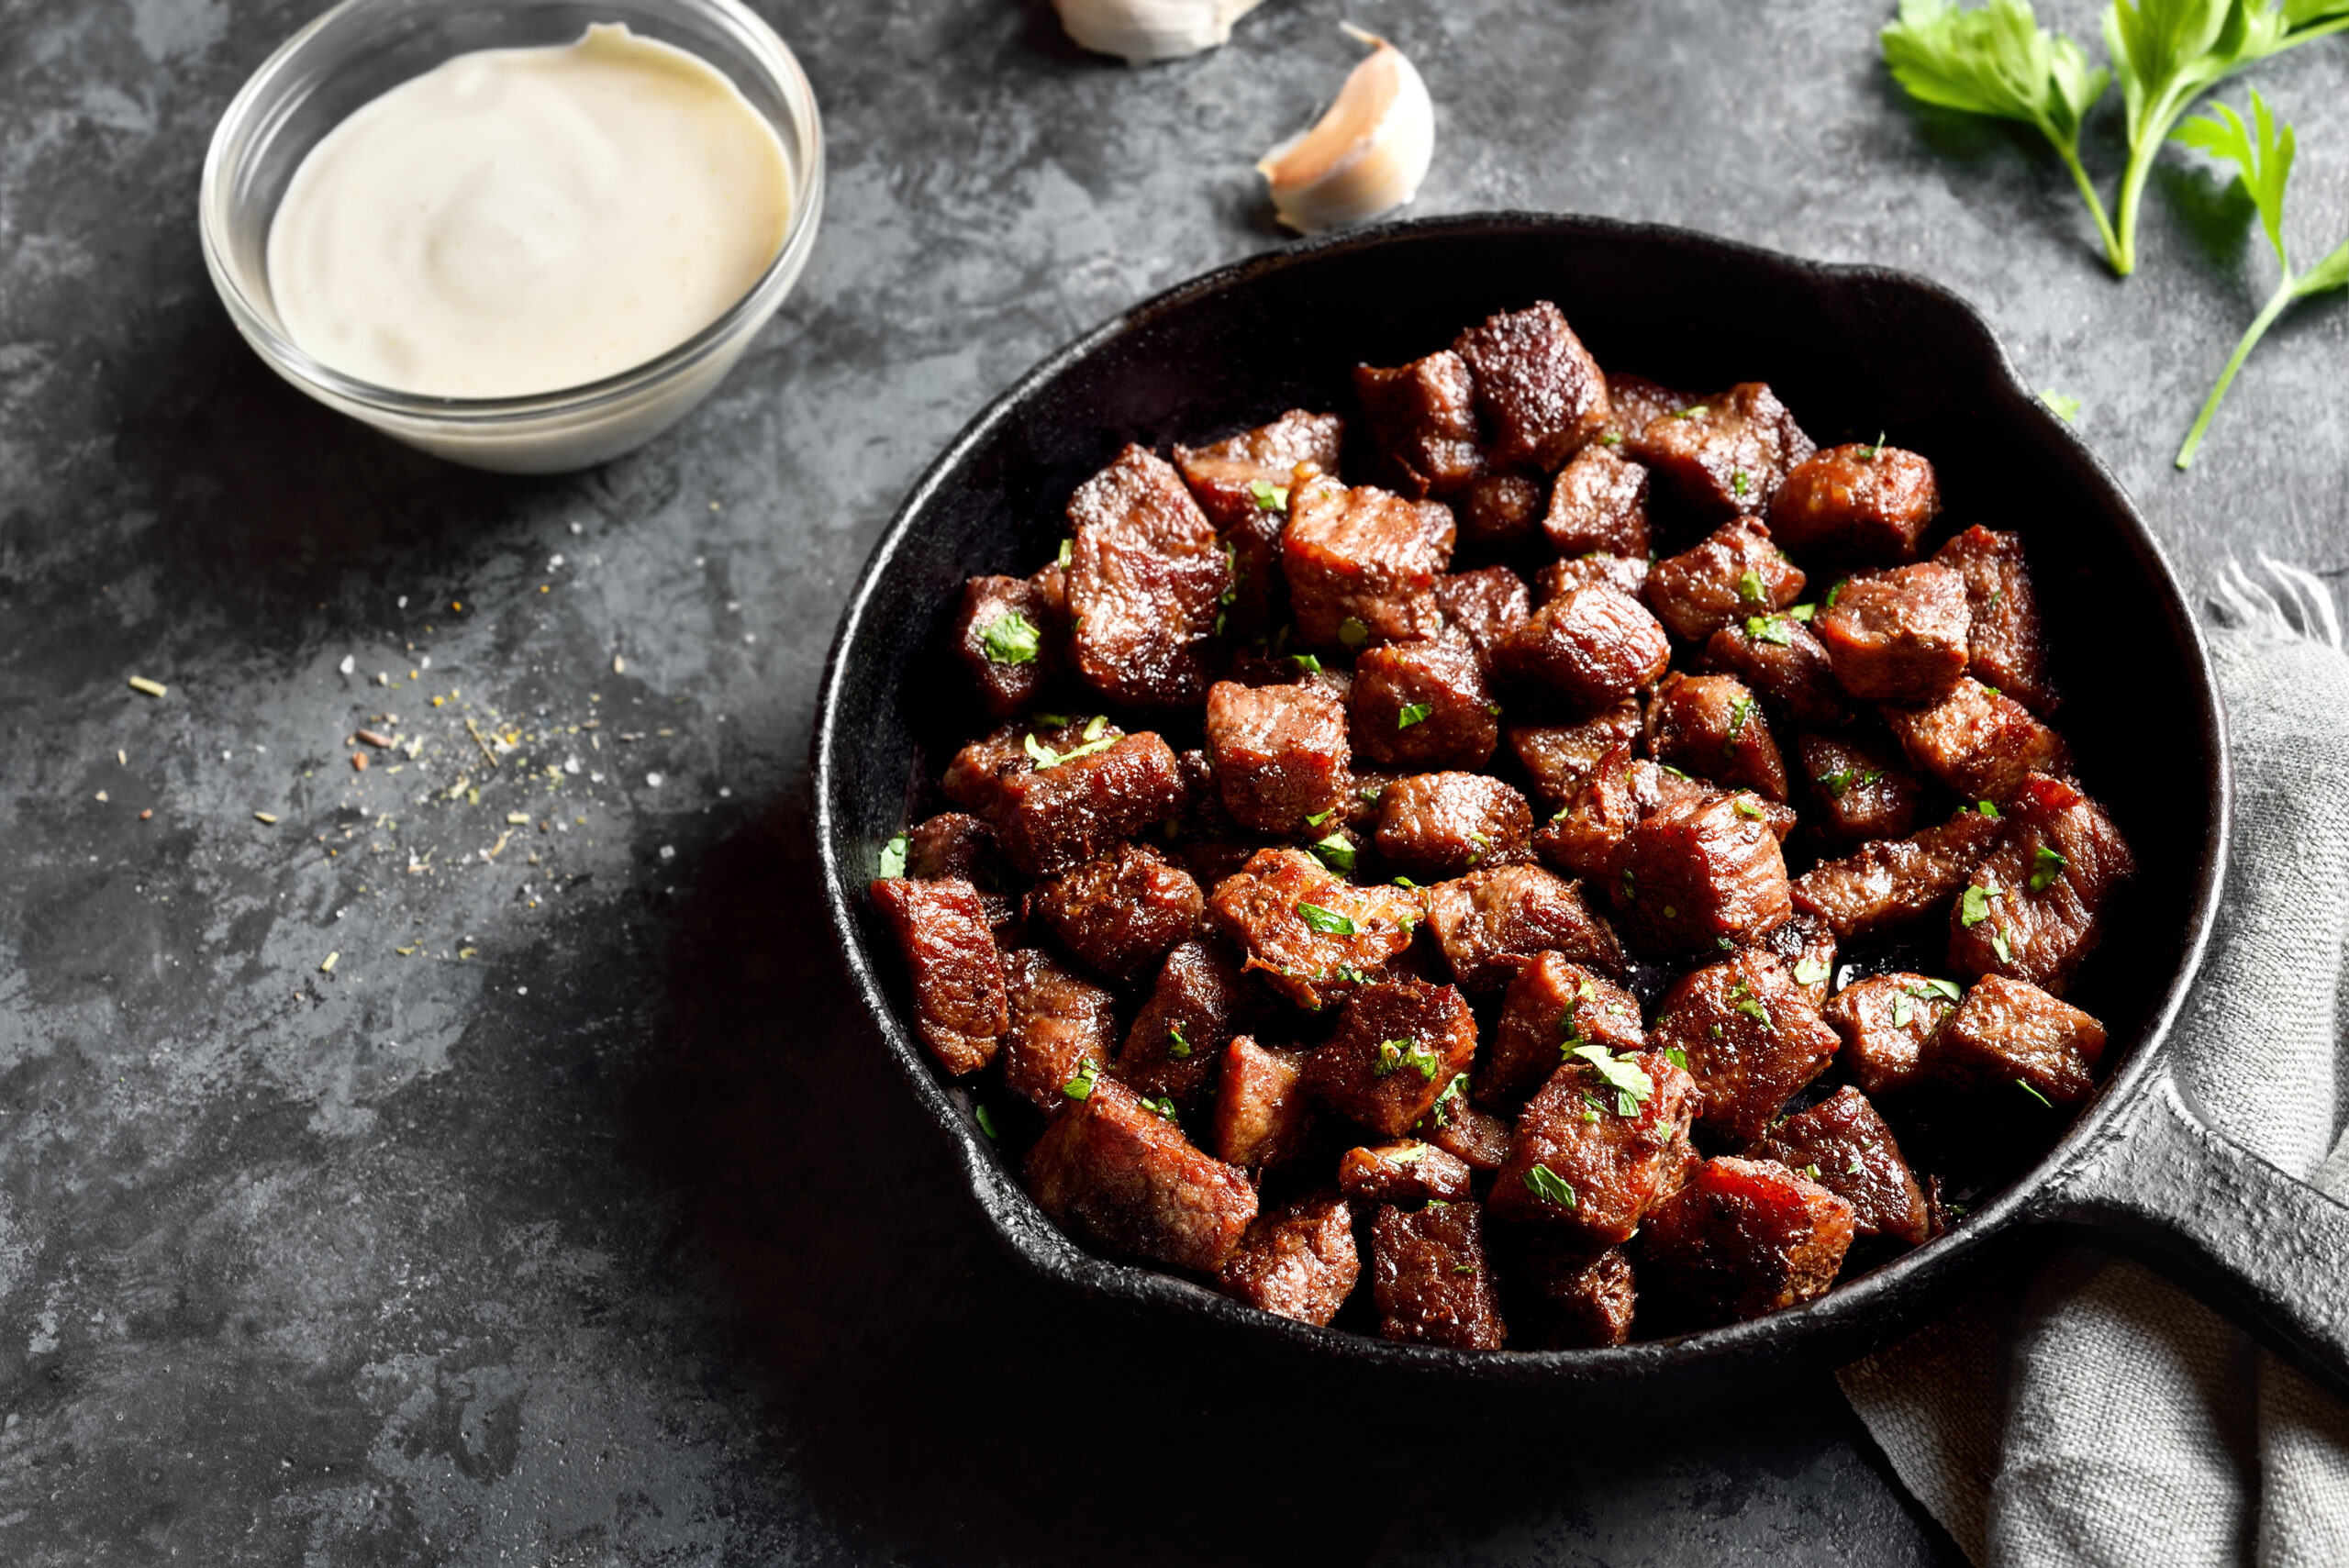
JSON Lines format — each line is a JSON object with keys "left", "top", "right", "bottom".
{"left": 1840, "top": 559, "right": 2349, "bottom": 1567}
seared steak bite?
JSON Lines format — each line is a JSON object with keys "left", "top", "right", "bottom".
{"left": 1000, "top": 948, "right": 1121, "bottom": 1112}
{"left": 1606, "top": 790, "right": 1793, "bottom": 956}
{"left": 1424, "top": 1098, "right": 1513, "bottom": 1169}
{"left": 1753, "top": 911, "right": 1839, "bottom": 1008}
{"left": 1282, "top": 474, "right": 1457, "bottom": 649}
{"left": 1768, "top": 443, "right": 1941, "bottom": 564}
{"left": 1790, "top": 806, "right": 2006, "bottom": 942}
{"left": 1645, "top": 671, "right": 1789, "bottom": 802}
{"left": 905, "top": 811, "right": 1007, "bottom": 886}
{"left": 1796, "top": 732, "right": 1922, "bottom": 846}
{"left": 1064, "top": 444, "right": 1231, "bottom": 709}
{"left": 1496, "top": 584, "right": 1674, "bottom": 708}
{"left": 1219, "top": 1190, "right": 1360, "bottom": 1326}
{"left": 1489, "top": 1047, "right": 1700, "bottom": 1246}
{"left": 1031, "top": 843, "right": 1202, "bottom": 981}
{"left": 1375, "top": 772, "right": 1536, "bottom": 879}
{"left": 1935, "top": 525, "right": 2059, "bottom": 715}
{"left": 954, "top": 572, "right": 1065, "bottom": 718}
{"left": 1423, "top": 863, "right": 1625, "bottom": 993}
{"left": 1535, "top": 741, "right": 1707, "bottom": 880}
{"left": 1948, "top": 773, "right": 2133, "bottom": 994}
{"left": 1208, "top": 847, "right": 1423, "bottom": 1010}
{"left": 1339, "top": 1140, "right": 1475, "bottom": 1208}
{"left": 1432, "top": 566, "right": 1533, "bottom": 674}
{"left": 871, "top": 875, "right": 1008, "bottom": 1075}
{"left": 942, "top": 715, "right": 1125, "bottom": 823}
{"left": 1935, "top": 974, "right": 2108, "bottom": 1106}
{"left": 1542, "top": 441, "right": 1651, "bottom": 558}
{"left": 1025, "top": 1077, "right": 1259, "bottom": 1273}
{"left": 1630, "top": 381, "right": 1817, "bottom": 517}
{"left": 1885, "top": 675, "right": 2069, "bottom": 806}
{"left": 1351, "top": 639, "right": 1500, "bottom": 770}
{"left": 1172, "top": 408, "right": 1343, "bottom": 531}
{"left": 1649, "top": 950, "right": 1839, "bottom": 1142}
{"left": 1701, "top": 613, "right": 1845, "bottom": 729}
{"left": 1304, "top": 979, "right": 1481, "bottom": 1137}
{"left": 1459, "top": 473, "right": 1545, "bottom": 551}
{"left": 1812, "top": 563, "right": 1972, "bottom": 702}
{"left": 1353, "top": 350, "right": 1486, "bottom": 497}
{"left": 1371, "top": 1201, "right": 1508, "bottom": 1349}
{"left": 1749, "top": 1085, "right": 1932, "bottom": 1246}
{"left": 1535, "top": 551, "right": 1650, "bottom": 603}
{"left": 995, "top": 730, "right": 1186, "bottom": 878}
{"left": 1205, "top": 680, "right": 1353, "bottom": 836}
{"left": 1823, "top": 972, "right": 1960, "bottom": 1099}
{"left": 1600, "top": 372, "right": 1696, "bottom": 440}
{"left": 1211, "top": 1036, "right": 1318, "bottom": 1169}
{"left": 1637, "top": 1157, "right": 1855, "bottom": 1324}
{"left": 1508, "top": 1241, "right": 1638, "bottom": 1349}
{"left": 1455, "top": 301, "right": 1611, "bottom": 472}
{"left": 1508, "top": 701, "right": 1646, "bottom": 809}
{"left": 1484, "top": 952, "right": 1646, "bottom": 1110}
{"left": 1645, "top": 518, "right": 1807, "bottom": 644}
{"left": 1123, "top": 937, "right": 1254, "bottom": 1107}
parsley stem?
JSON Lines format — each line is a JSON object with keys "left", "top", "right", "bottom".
{"left": 2054, "top": 137, "right": 2121, "bottom": 272}
{"left": 2176, "top": 272, "right": 2296, "bottom": 470}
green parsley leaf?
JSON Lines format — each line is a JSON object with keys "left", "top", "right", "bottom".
{"left": 1801, "top": 1162, "right": 1823, "bottom": 1182}
{"left": 1894, "top": 993, "right": 1915, "bottom": 1029}
{"left": 1960, "top": 884, "right": 1994, "bottom": 928}
{"left": 1735, "top": 796, "right": 1764, "bottom": 820}
{"left": 974, "top": 1104, "right": 997, "bottom": 1140}
{"left": 1397, "top": 702, "right": 1433, "bottom": 728}
{"left": 1061, "top": 1057, "right": 1101, "bottom": 1101}
{"left": 1524, "top": 1162, "right": 1578, "bottom": 1207}
{"left": 1391, "top": 874, "right": 1417, "bottom": 889}
{"left": 2039, "top": 389, "right": 2082, "bottom": 423}
{"left": 1291, "top": 652, "right": 1323, "bottom": 674}
{"left": 2028, "top": 842, "right": 2070, "bottom": 892}
{"left": 1024, "top": 728, "right": 1117, "bottom": 770}
{"left": 1337, "top": 617, "right": 1370, "bottom": 648}
{"left": 1729, "top": 978, "right": 1771, "bottom": 1028}
{"left": 1057, "top": 538, "right": 1074, "bottom": 568}
{"left": 1429, "top": 1072, "right": 1468, "bottom": 1128}
{"left": 1923, "top": 977, "right": 1964, "bottom": 1002}
{"left": 1737, "top": 567, "right": 1765, "bottom": 604}
{"left": 1664, "top": 1046, "right": 1690, "bottom": 1072}
{"left": 1573, "top": 1044, "right": 1655, "bottom": 1111}
{"left": 878, "top": 832, "right": 909, "bottom": 879}
{"left": 1789, "top": 602, "right": 1817, "bottom": 622}
{"left": 1992, "top": 923, "right": 2016, "bottom": 965}
{"left": 1304, "top": 807, "right": 1334, "bottom": 827}
{"left": 977, "top": 609, "right": 1041, "bottom": 665}
{"left": 1794, "top": 955, "right": 1831, "bottom": 986}
{"left": 1978, "top": 799, "right": 2001, "bottom": 818}
{"left": 2016, "top": 1076, "right": 2054, "bottom": 1109}
{"left": 1451, "top": 1263, "right": 1476, "bottom": 1275}
{"left": 1250, "top": 479, "right": 1291, "bottom": 513}
{"left": 1825, "top": 578, "right": 1848, "bottom": 610}
{"left": 1373, "top": 1039, "right": 1442, "bottom": 1081}
{"left": 1310, "top": 832, "right": 1357, "bottom": 874}
{"left": 1297, "top": 901, "right": 1357, "bottom": 935}
{"left": 1731, "top": 470, "right": 1753, "bottom": 497}
{"left": 1137, "top": 1094, "right": 1180, "bottom": 1120}
{"left": 1746, "top": 614, "right": 1793, "bottom": 646}
{"left": 1167, "top": 1021, "right": 1192, "bottom": 1060}
{"left": 1725, "top": 695, "right": 1754, "bottom": 749}
{"left": 1599, "top": 430, "right": 1624, "bottom": 446}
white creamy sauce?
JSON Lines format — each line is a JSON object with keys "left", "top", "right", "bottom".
{"left": 267, "top": 24, "right": 791, "bottom": 398}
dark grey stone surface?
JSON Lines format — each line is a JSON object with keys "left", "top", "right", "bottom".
{"left": 1, "top": 0, "right": 2341, "bottom": 1561}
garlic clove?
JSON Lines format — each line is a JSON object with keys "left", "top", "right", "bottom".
{"left": 1052, "top": 0, "right": 1265, "bottom": 67}
{"left": 1256, "top": 28, "right": 1434, "bottom": 235}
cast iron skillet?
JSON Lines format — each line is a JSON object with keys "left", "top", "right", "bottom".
{"left": 813, "top": 212, "right": 2349, "bottom": 1399}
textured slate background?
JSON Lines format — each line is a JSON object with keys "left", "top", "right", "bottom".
{"left": 2, "top": 0, "right": 2343, "bottom": 1562}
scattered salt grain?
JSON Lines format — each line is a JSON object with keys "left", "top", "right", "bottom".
{"left": 339, "top": 655, "right": 355, "bottom": 675}
{"left": 645, "top": 772, "right": 664, "bottom": 788}
{"left": 659, "top": 845, "right": 676, "bottom": 861}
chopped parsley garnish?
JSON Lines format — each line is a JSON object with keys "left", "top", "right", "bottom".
{"left": 1391, "top": 875, "right": 1417, "bottom": 889}
{"left": 1789, "top": 602, "right": 1817, "bottom": 622}
{"left": 1978, "top": 799, "right": 2000, "bottom": 818}
{"left": 1735, "top": 796, "right": 1765, "bottom": 819}
{"left": 1166, "top": 1022, "right": 1192, "bottom": 1060}
{"left": 1297, "top": 901, "right": 1356, "bottom": 936}
{"left": 1524, "top": 1163, "right": 1577, "bottom": 1207}
{"left": 1056, "top": 538, "right": 1073, "bottom": 568}
{"left": 878, "top": 832, "right": 909, "bottom": 879}
{"left": 1794, "top": 955, "right": 1831, "bottom": 987}
{"left": 977, "top": 609, "right": 1041, "bottom": 665}
{"left": 1991, "top": 924, "right": 2015, "bottom": 965}
{"left": 1337, "top": 617, "right": 1370, "bottom": 648}
{"left": 1397, "top": 702, "right": 1433, "bottom": 728}
{"left": 1737, "top": 568, "right": 1765, "bottom": 604}
{"left": 974, "top": 1105, "right": 997, "bottom": 1140}
{"left": 1822, "top": 766, "right": 1885, "bottom": 798}
{"left": 1573, "top": 1044, "right": 1655, "bottom": 1116}
{"left": 1250, "top": 479, "right": 1290, "bottom": 513}
{"left": 1136, "top": 1094, "right": 1180, "bottom": 1120}
{"left": 1451, "top": 1263, "right": 1476, "bottom": 1275}
{"left": 1801, "top": 1163, "right": 1823, "bottom": 1182}
{"left": 1728, "top": 978, "right": 1770, "bottom": 1028}
{"left": 1746, "top": 614, "right": 1793, "bottom": 646}
{"left": 1428, "top": 1072, "right": 1468, "bottom": 1128}
{"left": 1291, "top": 652, "right": 1323, "bottom": 674}
{"left": 1825, "top": 578, "right": 1848, "bottom": 610}
{"left": 1893, "top": 994, "right": 1915, "bottom": 1029}
{"left": 1373, "top": 1039, "right": 1442, "bottom": 1081}
{"left": 1725, "top": 695, "right": 1753, "bottom": 750}
{"left": 1664, "top": 1046, "right": 1690, "bottom": 1072}
{"left": 1024, "top": 727, "right": 1117, "bottom": 770}
{"left": 1599, "top": 431, "right": 1624, "bottom": 446}
{"left": 1675, "top": 405, "right": 1709, "bottom": 420}
{"left": 2029, "top": 844, "right": 2070, "bottom": 892}
{"left": 1061, "top": 1058, "right": 1101, "bottom": 1100}
{"left": 1310, "top": 832, "right": 1357, "bottom": 874}
{"left": 1959, "top": 884, "right": 1993, "bottom": 928}
{"left": 1847, "top": 1152, "right": 1865, "bottom": 1175}
{"left": 1657, "top": 762, "right": 1693, "bottom": 781}
{"left": 2016, "top": 1078, "right": 2054, "bottom": 1109}
{"left": 1918, "top": 977, "right": 1963, "bottom": 1002}
{"left": 1304, "top": 807, "right": 1334, "bottom": 828}
{"left": 1731, "top": 470, "right": 1753, "bottom": 497}
{"left": 1662, "top": 904, "right": 1678, "bottom": 920}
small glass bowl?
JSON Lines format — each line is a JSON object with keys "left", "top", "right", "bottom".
{"left": 200, "top": 0, "right": 823, "bottom": 473}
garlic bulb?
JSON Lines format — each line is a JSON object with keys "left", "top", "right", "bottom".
{"left": 1256, "top": 28, "right": 1434, "bottom": 234}
{"left": 1052, "top": 0, "right": 1264, "bottom": 66}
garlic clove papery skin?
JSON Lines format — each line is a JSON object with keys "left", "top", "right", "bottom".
{"left": 1052, "top": 0, "right": 1265, "bottom": 66}
{"left": 1256, "top": 32, "right": 1434, "bottom": 235}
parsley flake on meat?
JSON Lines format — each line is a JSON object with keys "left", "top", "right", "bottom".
{"left": 977, "top": 609, "right": 1041, "bottom": 664}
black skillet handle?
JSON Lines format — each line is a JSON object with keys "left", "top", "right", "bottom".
{"left": 2028, "top": 1061, "right": 2349, "bottom": 1398}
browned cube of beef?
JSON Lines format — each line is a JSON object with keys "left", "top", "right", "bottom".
{"left": 1638, "top": 1156, "right": 1855, "bottom": 1324}
{"left": 996, "top": 731, "right": 1184, "bottom": 878}
{"left": 1351, "top": 640, "right": 1499, "bottom": 771}
{"left": 1645, "top": 518, "right": 1807, "bottom": 644}
{"left": 1371, "top": 1201, "right": 1507, "bottom": 1349}
{"left": 1749, "top": 1085, "right": 1931, "bottom": 1245}
{"left": 1796, "top": 733, "right": 1922, "bottom": 846}
{"left": 905, "top": 811, "right": 1005, "bottom": 886}
{"left": 1949, "top": 773, "right": 2134, "bottom": 995}
{"left": 953, "top": 573, "right": 1065, "bottom": 719}
{"left": 1509, "top": 1242, "right": 1637, "bottom": 1349}
{"left": 1219, "top": 1190, "right": 1360, "bottom": 1326}
{"left": 1544, "top": 441, "right": 1652, "bottom": 561}
{"left": 1534, "top": 742, "right": 1708, "bottom": 881}
{"left": 1283, "top": 475, "right": 1457, "bottom": 650}
{"left": 1886, "top": 676, "right": 2069, "bottom": 806}
{"left": 1211, "top": 1036, "right": 1317, "bottom": 1169}
{"left": 1823, "top": 972, "right": 1959, "bottom": 1099}
{"left": 1173, "top": 408, "right": 1343, "bottom": 531}
{"left": 1122, "top": 937, "right": 1252, "bottom": 1108}
{"left": 1031, "top": 843, "right": 1202, "bottom": 981}
{"left": 1204, "top": 680, "right": 1352, "bottom": 837}
{"left": 1508, "top": 701, "right": 1646, "bottom": 809}
{"left": 1353, "top": 350, "right": 1485, "bottom": 496}
{"left": 1207, "top": 847, "right": 1424, "bottom": 1010}
{"left": 1424, "top": 864, "right": 1625, "bottom": 995}
{"left": 1489, "top": 1048, "right": 1700, "bottom": 1246}
{"left": 1025, "top": 1078, "right": 1258, "bottom": 1272}
{"left": 1375, "top": 772, "right": 1535, "bottom": 880}
{"left": 1455, "top": 301, "right": 1611, "bottom": 472}
{"left": 1700, "top": 614, "right": 1845, "bottom": 729}
{"left": 1630, "top": 382, "right": 1817, "bottom": 517}
{"left": 1535, "top": 552, "right": 1650, "bottom": 603}
{"left": 1606, "top": 791, "right": 1792, "bottom": 956}
{"left": 942, "top": 716, "right": 1123, "bottom": 823}
{"left": 1432, "top": 566, "right": 1532, "bottom": 674}
{"left": 1484, "top": 951, "right": 1646, "bottom": 1109}
{"left": 1646, "top": 672, "right": 1788, "bottom": 802}
{"left": 870, "top": 875, "right": 1006, "bottom": 1075}
{"left": 1304, "top": 979, "right": 1480, "bottom": 1136}
{"left": 1458, "top": 474, "right": 1545, "bottom": 551}
{"left": 1600, "top": 373, "right": 1697, "bottom": 439}
{"left": 1768, "top": 444, "right": 1941, "bottom": 564}
{"left": 1649, "top": 951, "right": 1839, "bottom": 1142}
{"left": 1000, "top": 948, "right": 1121, "bottom": 1111}
{"left": 1424, "top": 1097, "right": 1513, "bottom": 1168}
{"left": 1935, "top": 974, "right": 2108, "bottom": 1106}
{"left": 1791, "top": 806, "right": 2006, "bottom": 941}
{"left": 1064, "top": 445, "right": 1231, "bottom": 709}
{"left": 1935, "top": 525, "right": 2059, "bottom": 715}
{"left": 1339, "top": 1140, "right": 1475, "bottom": 1208}
{"left": 1753, "top": 911, "right": 1839, "bottom": 1007}
{"left": 1814, "top": 563, "right": 1972, "bottom": 703}
{"left": 1496, "top": 584, "right": 1673, "bottom": 708}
